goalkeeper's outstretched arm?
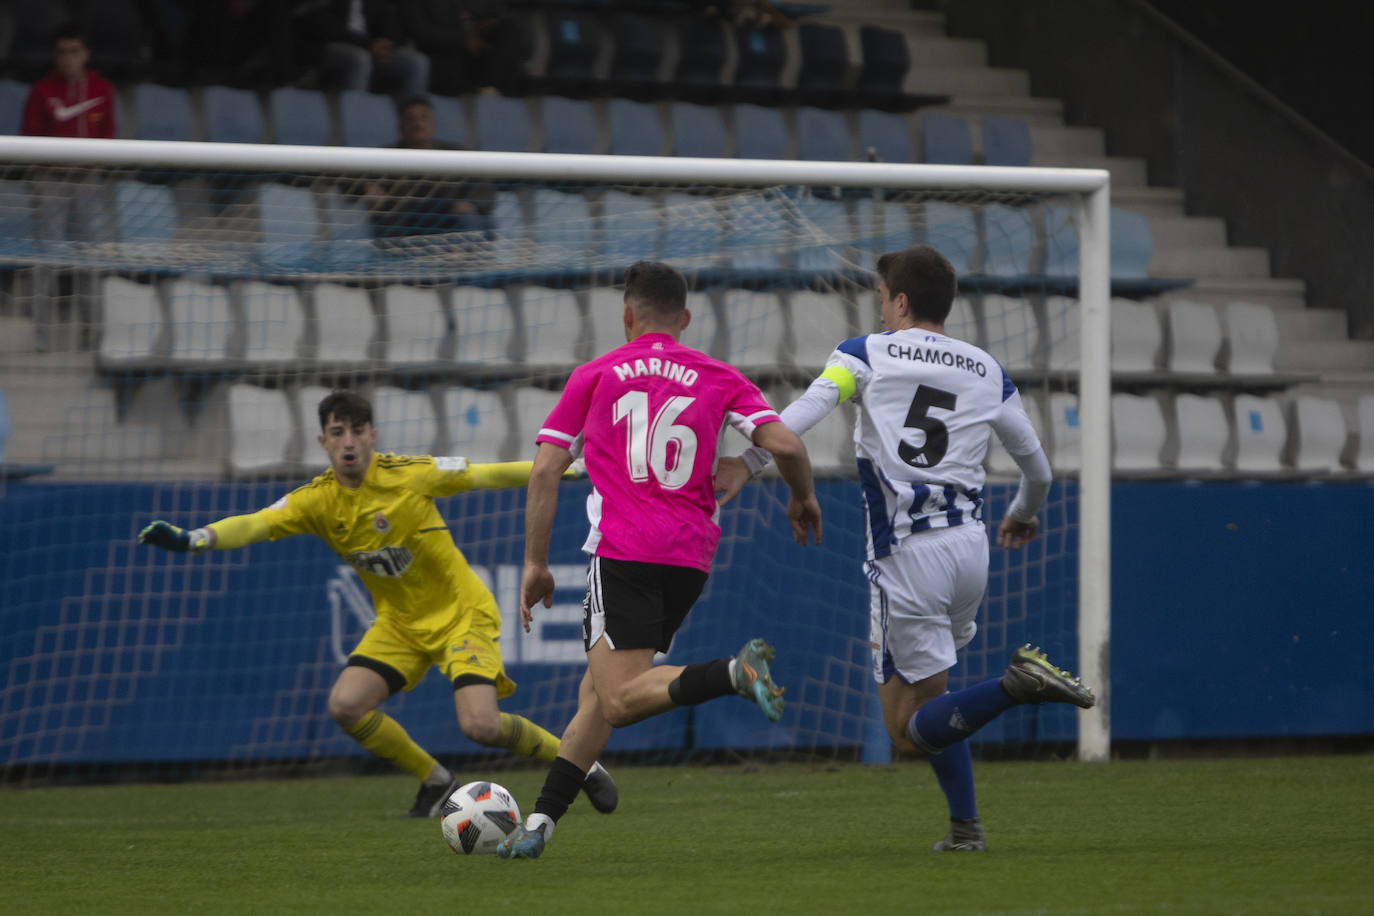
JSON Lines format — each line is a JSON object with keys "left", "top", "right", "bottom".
{"left": 138, "top": 513, "right": 272, "bottom": 553}
{"left": 421, "top": 456, "right": 587, "bottom": 498}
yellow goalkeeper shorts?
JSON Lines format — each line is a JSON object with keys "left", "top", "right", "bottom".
{"left": 350, "top": 603, "right": 516, "bottom": 699}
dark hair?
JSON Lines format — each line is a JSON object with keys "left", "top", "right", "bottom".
{"left": 317, "top": 390, "right": 373, "bottom": 430}
{"left": 623, "top": 260, "right": 687, "bottom": 320}
{"left": 875, "top": 245, "right": 957, "bottom": 325}
{"left": 396, "top": 95, "right": 433, "bottom": 115}
{"left": 53, "top": 22, "right": 88, "bottom": 46}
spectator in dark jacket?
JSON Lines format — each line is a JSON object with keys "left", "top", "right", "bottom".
{"left": 295, "top": 0, "right": 430, "bottom": 97}
{"left": 400, "top": 0, "right": 525, "bottom": 95}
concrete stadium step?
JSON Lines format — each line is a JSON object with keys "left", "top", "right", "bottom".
{"left": 1151, "top": 245, "right": 1272, "bottom": 279}
{"left": 1276, "top": 340, "right": 1374, "bottom": 374}
{"left": 1148, "top": 215, "right": 1229, "bottom": 248}
{"left": 1029, "top": 124, "right": 1106, "bottom": 159}
{"left": 905, "top": 36, "right": 988, "bottom": 68}
{"left": 1271, "top": 307, "right": 1348, "bottom": 340}
{"left": 823, "top": 5, "right": 947, "bottom": 37}
{"left": 940, "top": 96, "right": 1065, "bottom": 127}
{"left": 1110, "top": 186, "right": 1186, "bottom": 220}
{"left": 906, "top": 66, "right": 1031, "bottom": 99}
{"left": 1042, "top": 154, "right": 1148, "bottom": 186}
{"left": 1182, "top": 277, "right": 1307, "bottom": 311}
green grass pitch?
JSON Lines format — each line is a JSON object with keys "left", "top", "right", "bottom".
{"left": 6, "top": 755, "right": 1372, "bottom": 914}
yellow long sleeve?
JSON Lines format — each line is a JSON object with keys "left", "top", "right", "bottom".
{"left": 464, "top": 460, "right": 537, "bottom": 491}
{"left": 206, "top": 512, "right": 273, "bottom": 550}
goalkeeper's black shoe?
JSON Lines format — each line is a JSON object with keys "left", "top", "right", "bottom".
{"left": 408, "top": 777, "right": 458, "bottom": 818}
{"left": 1000, "top": 645, "right": 1096, "bottom": 708}
{"left": 932, "top": 818, "right": 988, "bottom": 852}
{"left": 582, "top": 761, "right": 619, "bottom": 814}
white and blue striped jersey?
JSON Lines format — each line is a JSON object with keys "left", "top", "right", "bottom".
{"left": 824, "top": 328, "right": 1043, "bottom": 560}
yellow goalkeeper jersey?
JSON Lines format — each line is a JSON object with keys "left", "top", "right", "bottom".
{"left": 244, "top": 453, "right": 498, "bottom": 635}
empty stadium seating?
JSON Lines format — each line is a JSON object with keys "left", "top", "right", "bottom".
{"left": 474, "top": 95, "right": 532, "bottom": 152}
{"left": 1287, "top": 394, "right": 1348, "bottom": 472}
{"left": 1165, "top": 299, "right": 1223, "bottom": 374}
{"left": 339, "top": 90, "right": 397, "bottom": 148}
{"left": 1357, "top": 395, "right": 1374, "bottom": 473}
{"left": 240, "top": 280, "right": 305, "bottom": 364}
{"left": 1172, "top": 393, "right": 1229, "bottom": 472}
{"left": 512, "top": 386, "right": 564, "bottom": 457}
{"left": 224, "top": 383, "right": 296, "bottom": 476}
{"left": 722, "top": 290, "right": 787, "bottom": 372}
{"left": 856, "top": 109, "right": 913, "bottom": 164}
{"left": 1047, "top": 392, "right": 1082, "bottom": 472}
{"left": 1112, "top": 393, "right": 1167, "bottom": 471}
{"left": 542, "top": 96, "right": 599, "bottom": 155}
{"left": 520, "top": 286, "right": 586, "bottom": 366}
{"left": 132, "top": 84, "right": 194, "bottom": 141}
{"left": 383, "top": 285, "right": 448, "bottom": 365}
{"left": 202, "top": 87, "right": 263, "bottom": 145}
{"left": 440, "top": 386, "right": 511, "bottom": 461}
{"left": 372, "top": 385, "right": 439, "bottom": 456}
{"left": 98, "top": 276, "right": 164, "bottom": 367}
{"left": 597, "top": 190, "right": 660, "bottom": 264}
{"left": 453, "top": 286, "right": 517, "bottom": 365}
{"left": 606, "top": 98, "right": 661, "bottom": 157}
{"left": 313, "top": 283, "right": 376, "bottom": 365}
{"left": 167, "top": 276, "right": 233, "bottom": 364}
{"left": 787, "top": 291, "right": 852, "bottom": 367}
{"left": 1231, "top": 394, "right": 1286, "bottom": 473}
{"left": 1, "top": 80, "right": 30, "bottom": 135}
{"left": 670, "top": 102, "right": 727, "bottom": 158}
{"left": 980, "top": 295, "right": 1037, "bottom": 373}
{"left": 269, "top": 88, "right": 331, "bottom": 146}
{"left": 1222, "top": 300, "right": 1280, "bottom": 375}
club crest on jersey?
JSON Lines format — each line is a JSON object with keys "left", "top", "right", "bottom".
{"left": 373, "top": 513, "right": 390, "bottom": 533}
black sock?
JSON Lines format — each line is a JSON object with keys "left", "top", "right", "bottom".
{"left": 667, "top": 658, "right": 734, "bottom": 706}
{"left": 532, "top": 756, "right": 587, "bottom": 824}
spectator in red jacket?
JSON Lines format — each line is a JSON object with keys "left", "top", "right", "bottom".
{"left": 22, "top": 24, "right": 117, "bottom": 139}
{"left": 21, "top": 23, "right": 116, "bottom": 351}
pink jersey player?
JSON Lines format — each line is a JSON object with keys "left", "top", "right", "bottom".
{"left": 504, "top": 262, "right": 820, "bottom": 860}
{"left": 536, "top": 332, "right": 780, "bottom": 572}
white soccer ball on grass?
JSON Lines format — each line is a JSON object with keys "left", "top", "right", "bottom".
{"left": 440, "top": 781, "right": 521, "bottom": 855}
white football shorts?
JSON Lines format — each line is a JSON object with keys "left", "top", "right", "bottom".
{"left": 869, "top": 522, "right": 990, "bottom": 685}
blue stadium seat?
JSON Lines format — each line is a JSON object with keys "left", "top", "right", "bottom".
{"left": 856, "top": 198, "right": 917, "bottom": 256}
{"left": 202, "top": 86, "right": 263, "bottom": 144}
{"left": 339, "top": 90, "right": 397, "bottom": 148}
{"left": 670, "top": 102, "right": 726, "bottom": 158}
{"left": 115, "top": 180, "right": 178, "bottom": 244}
{"left": 598, "top": 191, "right": 660, "bottom": 262}
{"left": 922, "top": 202, "right": 978, "bottom": 276}
{"left": 1111, "top": 207, "right": 1154, "bottom": 280}
{"left": 531, "top": 188, "right": 592, "bottom": 273}
{"left": 257, "top": 183, "right": 320, "bottom": 272}
{"left": 0, "top": 81, "right": 29, "bottom": 135}
{"left": 269, "top": 88, "right": 332, "bottom": 146}
{"left": 0, "top": 388, "right": 9, "bottom": 464}
{"left": 796, "top": 107, "right": 851, "bottom": 161}
{"left": 981, "top": 115, "right": 1032, "bottom": 167}
{"left": 608, "top": 11, "right": 664, "bottom": 99}
{"left": 607, "top": 99, "right": 661, "bottom": 157}
{"left": 795, "top": 22, "right": 849, "bottom": 107}
{"left": 475, "top": 95, "right": 532, "bottom": 152}
{"left": 727, "top": 192, "right": 788, "bottom": 274}
{"left": 734, "top": 25, "right": 786, "bottom": 103}
{"left": 856, "top": 110, "right": 912, "bottom": 163}
{"left": 794, "top": 195, "right": 851, "bottom": 274}
{"left": 1042, "top": 204, "right": 1079, "bottom": 280}
{"left": 734, "top": 103, "right": 789, "bottom": 160}
{"left": 0, "top": 180, "right": 34, "bottom": 258}
{"left": 321, "top": 187, "right": 374, "bottom": 270}
{"left": 674, "top": 16, "right": 729, "bottom": 102}
{"left": 662, "top": 191, "right": 723, "bottom": 271}
{"left": 542, "top": 97, "right": 599, "bottom": 154}
{"left": 981, "top": 204, "right": 1037, "bottom": 279}
{"left": 857, "top": 26, "right": 909, "bottom": 108}
{"left": 921, "top": 113, "right": 972, "bottom": 165}
{"left": 133, "top": 84, "right": 194, "bottom": 141}
{"left": 430, "top": 95, "right": 466, "bottom": 147}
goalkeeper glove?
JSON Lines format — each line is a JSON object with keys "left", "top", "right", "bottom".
{"left": 139, "top": 521, "right": 212, "bottom": 553}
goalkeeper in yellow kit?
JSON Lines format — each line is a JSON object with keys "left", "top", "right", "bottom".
{"left": 138, "top": 390, "right": 618, "bottom": 818}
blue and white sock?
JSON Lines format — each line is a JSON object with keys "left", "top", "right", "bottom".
{"left": 907, "top": 679, "right": 1014, "bottom": 753}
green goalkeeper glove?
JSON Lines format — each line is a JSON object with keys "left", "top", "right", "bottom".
{"left": 139, "top": 521, "right": 212, "bottom": 553}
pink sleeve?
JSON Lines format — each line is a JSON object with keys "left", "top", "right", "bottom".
{"left": 723, "top": 373, "right": 780, "bottom": 438}
{"left": 535, "top": 366, "right": 593, "bottom": 450}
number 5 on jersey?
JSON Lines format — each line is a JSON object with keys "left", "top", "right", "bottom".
{"left": 614, "top": 391, "right": 698, "bottom": 489}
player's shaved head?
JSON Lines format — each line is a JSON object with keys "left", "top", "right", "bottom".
{"left": 317, "top": 390, "right": 373, "bottom": 429}
{"left": 877, "top": 245, "right": 957, "bottom": 326}
{"left": 623, "top": 260, "right": 688, "bottom": 321}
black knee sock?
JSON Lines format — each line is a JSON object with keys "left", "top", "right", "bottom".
{"left": 667, "top": 658, "right": 734, "bottom": 706}
{"left": 532, "top": 756, "right": 587, "bottom": 824}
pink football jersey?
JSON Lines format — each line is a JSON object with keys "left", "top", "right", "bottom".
{"left": 537, "top": 332, "right": 780, "bottom": 571}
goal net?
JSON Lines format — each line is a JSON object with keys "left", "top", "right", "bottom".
{"left": 0, "top": 138, "right": 1110, "bottom": 784}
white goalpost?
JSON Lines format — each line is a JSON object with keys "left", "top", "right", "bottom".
{"left": 0, "top": 135, "right": 1111, "bottom": 772}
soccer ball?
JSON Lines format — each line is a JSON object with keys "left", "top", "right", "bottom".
{"left": 440, "top": 781, "right": 521, "bottom": 855}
